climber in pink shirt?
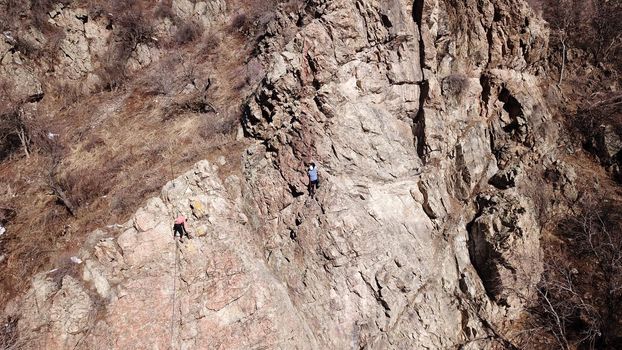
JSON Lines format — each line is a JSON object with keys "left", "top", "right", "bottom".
{"left": 173, "top": 214, "right": 190, "bottom": 242}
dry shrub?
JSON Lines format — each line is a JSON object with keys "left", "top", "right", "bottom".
{"left": 109, "top": 172, "right": 163, "bottom": 216}
{"left": 0, "top": 207, "right": 16, "bottom": 226}
{"left": 41, "top": 28, "right": 67, "bottom": 62}
{"left": 154, "top": 1, "right": 175, "bottom": 20}
{"left": 280, "top": 0, "right": 303, "bottom": 14}
{"left": 537, "top": 0, "right": 622, "bottom": 71}
{"left": 230, "top": 13, "right": 250, "bottom": 34}
{"left": 81, "top": 135, "right": 105, "bottom": 152}
{"left": 0, "top": 106, "right": 35, "bottom": 161}
{"left": 524, "top": 246, "right": 601, "bottom": 349}
{"left": 570, "top": 93, "right": 622, "bottom": 172}
{"left": 3, "top": 7, "right": 65, "bottom": 62}
{"left": 199, "top": 32, "right": 221, "bottom": 58}
{"left": 228, "top": 1, "right": 282, "bottom": 39}
{"left": 174, "top": 20, "right": 203, "bottom": 45}
{"left": 525, "top": 0, "right": 543, "bottom": 11}
{"left": 98, "top": 59, "right": 127, "bottom": 91}
{"left": 59, "top": 83, "right": 82, "bottom": 109}
{"left": 12, "top": 35, "right": 43, "bottom": 59}
{"left": 0, "top": 0, "right": 61, "bottom": 32}
{"left": 3, "top": 232, "right": 57, "bottom": 300}
{"left": 116, "top": 12, "right": 155, "bottom": 49}
{"left": 442, "top": 74, "right": 470, "bottom": 101}
{"left": 86, "top": 2, "right": 106, "bottom": 20}
{"left": 0, "top": 109, "right": 23, "bottom": 161}
{"left": 0, "top": 0, "right": 28, "bottom": 31}
{"left": 229, "top": 62, "right": 261, "bottom": 93}
{"left": 0, "top": 86, "right": 66, "bottom": 161}
{"left": 590, "top": 1, "right": 622, "bottom": 67}
{"left": 163, "top": 97, "right": 217, "bottom": 121}
{"left": 0, "top": 0, "right": 68, "bottom": 66}
{"left": 136, "top": 59, "right": 177, "bottom": 96}
{"left": 198, "top": 107, "right": 240, "bottom": 139}
{"left": 0, "top": 80, "right": 13, "bottom": 111}
{"left": 46, "top": 81, "right": 83, "bottom": 112}
{"left": 31, "top": 124, "right": 64, "bottom": 162}
{"left": 109, "top": 196, "right": 131, "bottom": 215}
{"left": 574, "top": 95, "right": 622, "bottom": 140}
{"left": 0, "top": 315, "right": 18, "bottom": 350}
{"left": 30, "top": 0, "right": 70, "bottom": 32}
{"left": 95, "top": 5, "right": 156, "bottom": 91}
{"left": 57, "top": 166, "right": 113, "bottom": 209}
{"left": 528, "top": 169, "right": 555, "bottom": 225}
{"left": 534, "top": 0, "right": 622, "bottom": 183}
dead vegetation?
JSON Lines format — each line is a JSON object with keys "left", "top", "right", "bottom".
{"left": 442, "top": 74, "right": 470, "bottom": 103}
{"left": 174, "top": 20, "right": 204, "bottom": 46}
{"left": 0, "top": 315, "right": 18, "bottom": 350}
{"left": 519, "top": 193, "right": 622, "bottom": 350}
{"left": 523, "top": 0, "right": 622, "bottom": 178}
{"left": 0, "top": 109, "right": 29, "bottom": 161}
{"left": 524, "top": 0, "right": 622, "bottom": 136}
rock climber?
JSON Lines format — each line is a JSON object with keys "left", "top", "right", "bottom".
{"left": 173, "top": 214, "right": 191, "bottom": 242}
{"left": 308, "top": 162, "right": 319, "bottom": 198}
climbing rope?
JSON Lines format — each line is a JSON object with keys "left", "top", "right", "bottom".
{"left": 169, "top": 238, "right": 179, "bottom": 350}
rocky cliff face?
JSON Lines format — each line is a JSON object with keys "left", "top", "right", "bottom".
{"left": 1, "top": 0, "right": 227, "bottom": 95}
{"left": 2, "top": 0, "right": 562, "bottom": 349}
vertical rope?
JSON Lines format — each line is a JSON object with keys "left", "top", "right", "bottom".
{"left": 169, "top": 238, "right": 179, "bottom": 350}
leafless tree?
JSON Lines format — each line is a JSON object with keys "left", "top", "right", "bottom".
{"left": 538, "top": 0, "right": 579, "bottom": 86}
{"left": 0, "top": 106, "right": 32, "bottom": 160}
{"left": 536, "top": 0, "right": 622, "bottom": 82}
{"left": 524, "top": 197, "right": 622, "bottom": 349}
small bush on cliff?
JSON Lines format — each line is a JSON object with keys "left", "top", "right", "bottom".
{"left": 174, "top": 20, "right": 203, "bottom": 46}
{"left": 13, "top": 35, "right": 43, "bottom": 59}
{"left": 154, "top": 1, "right": 175, "bottom": 20}
{"left": 0, "top": 100, "right": 37, "bottom": 161}
{"left": 230, "top": 13, "right": 251, "bottom": 35}
{"left": 0, "top": 109, "right": 26, "bottom": 161}
{"left": 442, "top": 74, "right": 470, "bottom": 102}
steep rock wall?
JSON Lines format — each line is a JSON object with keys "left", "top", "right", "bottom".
{"left": 242, "top": 0, "right": 552, "bottom": 347}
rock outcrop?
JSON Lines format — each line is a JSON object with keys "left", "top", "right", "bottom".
{"left": 172, "top": 0, "right": 227, "bottom": 28}
{"left": 469, "top": 192, "right": 542, "bottom": 316}
{"left": 4, "top": 161, "right": 317, "bottom": 349}
{"left": 0, "top": 1, "right": 230, "bottom": 96}
{"left": 0, "top": 34, "right": 42, "bottom": 102}
{"left": 3, "top": 0, "right": 565, "bottom": 349}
